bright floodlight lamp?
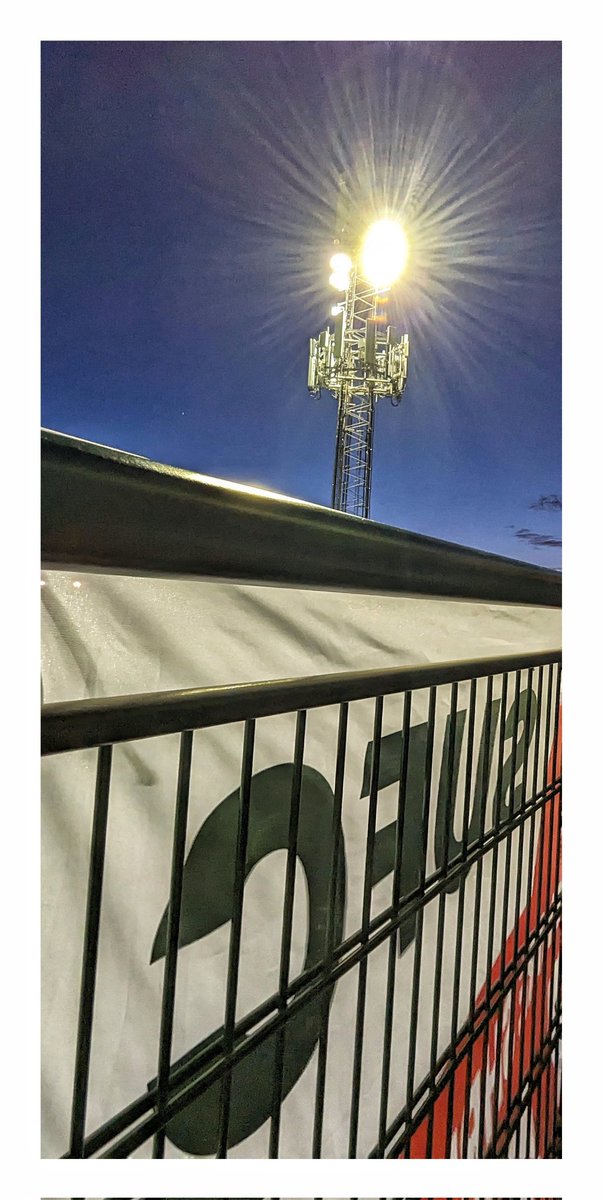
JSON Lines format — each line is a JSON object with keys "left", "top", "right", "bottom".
{"left": 330, "top": 252, "right": 352, "bottom": 273}
{"left": 328, "top": 251, "right": 352, "bottom": 291}
{"left": 360, "top": 218, "right": 409, "bottom": 291}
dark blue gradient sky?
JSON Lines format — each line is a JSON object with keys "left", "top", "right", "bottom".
{"left": 42, "top": 41, "right": 561, "bottom": 566}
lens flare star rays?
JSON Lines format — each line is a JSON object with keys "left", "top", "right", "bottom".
{"left": 157, "top": 42, "right": 559, "bottom": 427}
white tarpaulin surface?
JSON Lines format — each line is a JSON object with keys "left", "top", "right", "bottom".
{"left": 41, "top": 571, "right": 560, "bottom": 1158}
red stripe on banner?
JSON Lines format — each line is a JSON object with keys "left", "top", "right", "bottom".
{"left": 403, "top": 707, "right": 561, "bottom": 1157}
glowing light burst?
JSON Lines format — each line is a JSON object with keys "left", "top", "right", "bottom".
{"left": 172, "top": 43, "right": 560, "bottom": 419}
{"left": 329, "top": 252, "right": 352, "bottom": 274}
{"left": 328, "top": 250, "right": 352, "bottom": 290}
{"left": 360, "top": 219, "right": 409, "bottom": 290}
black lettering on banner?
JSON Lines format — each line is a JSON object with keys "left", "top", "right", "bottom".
{"left": 364, "top": 686, "right": 536, "bottom": 940}
{"left": 362, "top": 720, "right": 430, "bottom": 955}
{"left": 433, "top": 698, "right": 501, "bottom": 892}
{"left": 499, "top": 687, "right": 537, "bottom": 819}
{"left": 150, "top": 763, "right": 345, "bottom": 1155}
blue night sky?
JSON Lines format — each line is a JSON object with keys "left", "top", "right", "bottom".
{"left": 42, "top": 41, "right": 561, "bottom": 567}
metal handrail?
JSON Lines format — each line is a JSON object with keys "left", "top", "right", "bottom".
{"left": 42, "top": 648, "right": 561, "bottom": 755}
{"left": 41, "top": 429, "right": 562, "bottom": 607}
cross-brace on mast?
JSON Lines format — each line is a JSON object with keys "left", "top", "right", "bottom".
{"left": 308, "top": 265, "right": 409, "bottom": 519}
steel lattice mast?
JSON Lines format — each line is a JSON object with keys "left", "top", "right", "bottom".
{"left": 308, "top": 261, "right": 409, "bottom": 520}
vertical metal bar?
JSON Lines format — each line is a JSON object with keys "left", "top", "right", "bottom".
{"left": 376, "top": 689, "right": 412, "bottom": 1156}
{"left": 543, "top": 948, "right": 554, "bottom": 1157}
{"left": 348, "top": 694, "right": 384, "bottom": 1157}
{"left": 554, "top": 879, "right": 562, "bottom": 1152}
{"left": 521, "top": 663, "right": 544, "bottom": 1156}
{"left": 508, "top": 667, "right": 533, "bottom": 1158}
{"left": 542, "top": 662, "right": 562, "bottom": 1154}
{"left": 548, "top": 662, "right": 563, "bottom": 1154}
{"left": 268, "top": 710, "right": 307, "bottom": 1158}
{"left": 152, "top": 729, "right": 194, "bottom": 1158}
{"left": 69, "top": 743, "right": 113, "bottom": 1158}
{"left": 541, "top": 662, "right": 557, "bottom": 923}
{"left": 403, "top": 685, "right": 437, "bottom": 1157}
{"left": 426, "top": 681, "right": 458, "bottom": 1156}
{"left": 539, "top": 930, "right": 552, "bottom": 1158}
{"left": 312, "top": 702, "right": 348, "bottom": 1159}
{"left": 461, "top": 675, "right": 494, "bottom": 1158}
{"left": 509, "top": 672, "right": 533, "bottom": 1147}
{"left": 445, "top": 676, "right": 477, "bottom": 1157}
{"left": 534, "top": 662, "right": 555, "bottom": 1155}
{"left": 529, "top": 662, "right": 554, "bottom": 1155}
{"left": 363, "top": 391, "right": 376, "bottom": 519}
{"left": 541, "top": 685, "right": 557, "bottom": 1157}
{"left": 546, "top": 662, "right": 562, "bottom": 926}
{"left": 478, "top": 670, "right": 508, "bottom": 1156}
{"left": 551, "top": 665, "right": 562, "bottom": 925}
{"left": 331, "top": 393, "right": 345, "bottom": 509}
{"left": 490, "top": 669, "right": 521, "bottom": 1150}
{"left": 217, "top": 719, "right": 255, "bottom": 1158}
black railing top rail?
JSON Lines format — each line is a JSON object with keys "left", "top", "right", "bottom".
{"left": 42, "top": 647, "right": 561, "bottom": 755}
{"left": 42, "top": 429, "right": 562, "bottom": 607}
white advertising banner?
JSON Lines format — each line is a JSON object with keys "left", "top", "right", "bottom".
{"left": 41, "top": 571, "right": 561, "bottom": 1158}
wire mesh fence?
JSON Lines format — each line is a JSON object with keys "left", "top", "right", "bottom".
{"left": 42, "top": 647, "right": 561, "bottom": 1159}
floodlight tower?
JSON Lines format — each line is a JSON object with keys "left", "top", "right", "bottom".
{"left": 308, "top": 218, "right": 410, "bottom": 519}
